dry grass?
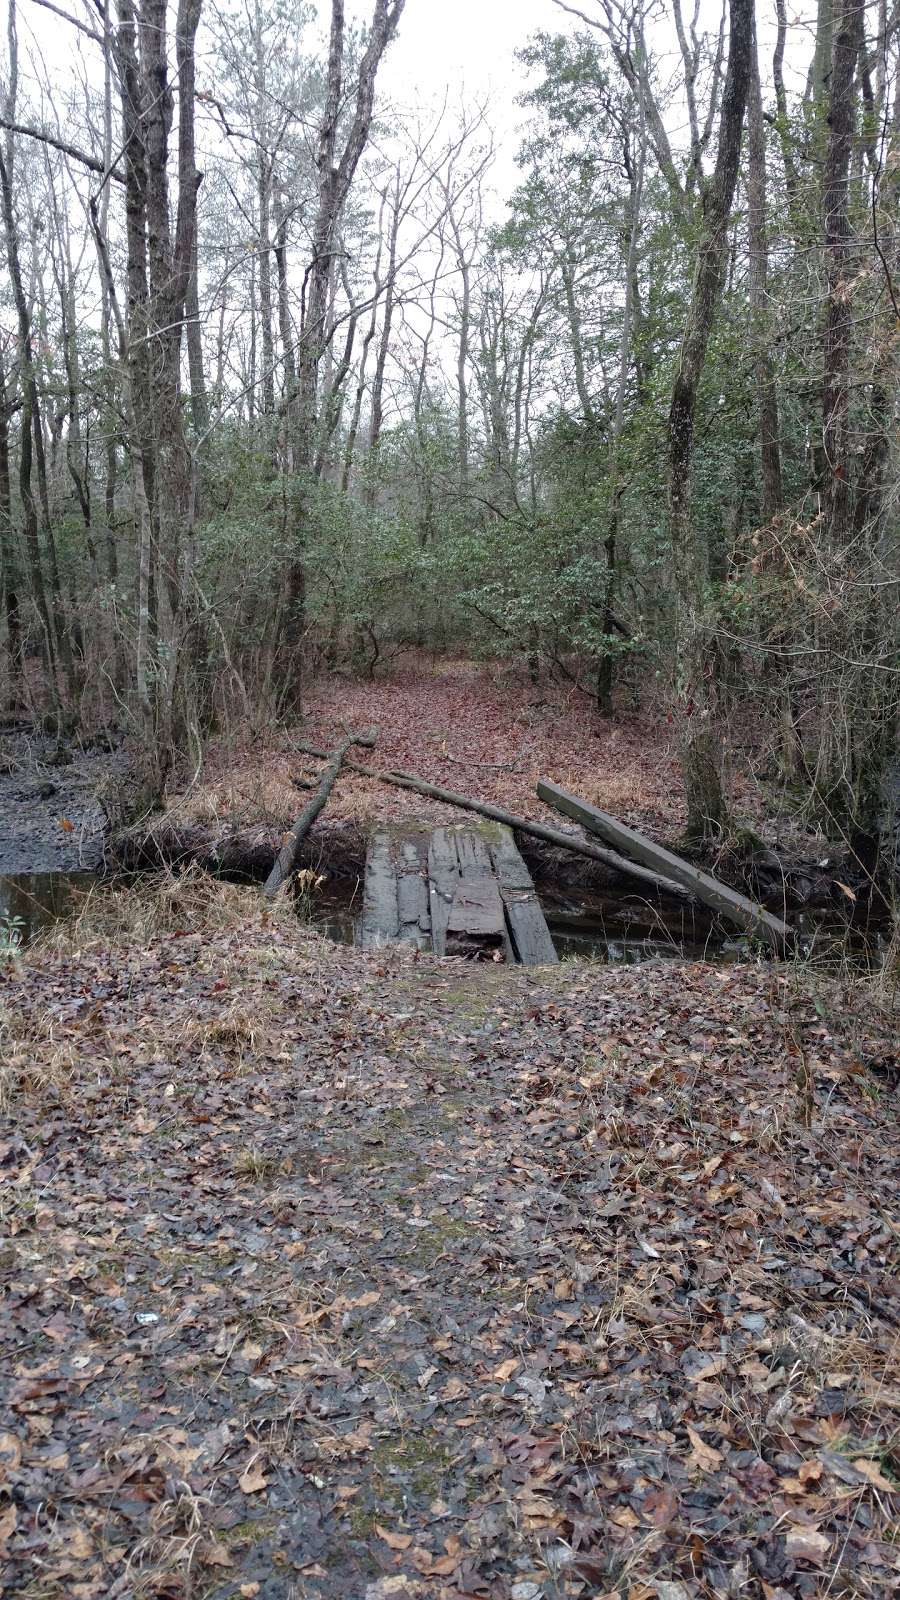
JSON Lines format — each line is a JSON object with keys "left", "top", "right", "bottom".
{"left": 36, "top": 863, "right": 294, "bottom": 953}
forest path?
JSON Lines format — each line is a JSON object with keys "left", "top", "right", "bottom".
{"left": 2, "top": 895, "right": 898, "bottom": 1598}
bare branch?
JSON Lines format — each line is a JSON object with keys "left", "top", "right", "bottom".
{"left": 0, "top": 115, "right": 123, "bottom": 179}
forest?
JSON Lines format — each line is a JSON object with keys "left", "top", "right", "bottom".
{"left": 0, "top": 0, "right": 895, "bottom": 861}
{"left": 1, "top": 1, "right": 899, "bottom": 1597}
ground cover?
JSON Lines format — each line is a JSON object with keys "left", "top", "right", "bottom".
{"left": 170, "top": 660, "right": 780, "bottom": 847}
{"left": 1, "top": 880, "right": 897, "bottom": 1599}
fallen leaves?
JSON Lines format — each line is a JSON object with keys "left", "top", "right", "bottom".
{"left": 2, "top": 904, "right": 898, "bottom": 1600}
{"left": 685, "top": 1425, "right": 724, "bottom": 1471}
{"left": 376, "top": 1525, "right": 413, "bottom": 1551}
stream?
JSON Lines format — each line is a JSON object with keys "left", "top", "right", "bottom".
{"left": 2, "top": 865, "right": 890, "bottom": 970}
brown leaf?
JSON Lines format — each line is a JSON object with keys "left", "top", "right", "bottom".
{"left": 0, "top": 1503, "right": 17, "bottom": 1551}
{"left": 686, "top": 1425, "right": 723, "bottom": 1470}
{"left": 199, "top": 1540, "right": 235, "bottom": 1569}
{"left": 65, "top": 1526, "right": 95, "bottom": 1561}
{"left": 785, "top": 1527, "right": 829, "bottom": 1565}
{"left": 688, "top": 1355, "right": 727, "bottom": 1382}
{"left": 238, "top": 1459, "right": 268, "bottom": 1494}
{"left": 493, "top": 1358, "right": 519, "bottom": 1382}
{"left": 0, "top": 1432, "right": 23, "bottom": 1481}
{"left": 851, "top": 1457, "right": 896, "bottom": 1493}
{"left": 375, "top": 1524, "right": 413, "bottom": 1551}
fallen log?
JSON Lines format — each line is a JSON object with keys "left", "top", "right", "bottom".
{"left": 292, "top": 742, "right": 689, "bottom": 900}
{"left": 264, "top": 730, "right": 374, "bottom": 899}
{"left": 536, "top": 781, "right": 793, "bottom": 955}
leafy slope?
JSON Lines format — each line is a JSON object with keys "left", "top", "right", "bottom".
{"left": 1, "top": 893, "right": 898, "bottom": 1599}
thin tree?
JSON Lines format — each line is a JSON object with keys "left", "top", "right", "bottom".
{"left": 666, "top": 0, "right": 753, "bottom": 842}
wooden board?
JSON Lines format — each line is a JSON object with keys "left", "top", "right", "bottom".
{"left": 489, "top": 828, "right": 558, "bottom": 965}
{"left": 362, "top": 821, "right": 557, "bottom": 965}
{"left": 428, "top": 827, "right": 461, "bottom": 958}
{"left": 536, "top": 781, "right": 792, "bottom": 954}
{"left": 360, "top": 830, "right": 400, "bottom": 949}
{"left": 397, "top": 833, "right": 431, "bottom": 949}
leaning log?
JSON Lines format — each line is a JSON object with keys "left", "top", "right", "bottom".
{"left": 264, "top": 731, "right": 374, "bottom": 899}
{"left": 293, "top": 743, "right": 689, "bottom": 900}
{"left": 537, "top": 780, "right": 793, "bottom": 954}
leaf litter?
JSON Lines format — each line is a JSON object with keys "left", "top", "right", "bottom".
{"left": 0, "top": 880, "right": 897, "bottom": 1598}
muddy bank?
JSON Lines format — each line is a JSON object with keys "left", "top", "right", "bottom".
{"left": 0, "top": 722, "right": 129, "bottom": 875}
{"left": 110, "top": 816, "right": 369, "bottom": 882}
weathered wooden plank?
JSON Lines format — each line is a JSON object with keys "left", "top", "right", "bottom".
{"left": 447, "top": 876, "right": 505, "bottom": 935}
{"left": 489, "top": 827, "right": 558, "bottom": 965}
{"left": 363, "top": 822, "right": 557, "bottom": 965}
{"left": 536, "top": 782, "right": 793, "bottom": 954}
{"left": 397, "top": 833, "right": 431, "bottom": 949}
{"left": 360, "top": 830, "right": 399, "bottom": 949}
{"left": 448, "top": 827, "right": 506, "bottom": 955}
{"left": 428, "top": 827, "right": 460, "bottom": 958}
{"left": 455, "top": 829, "right": 493, "bottom": 877}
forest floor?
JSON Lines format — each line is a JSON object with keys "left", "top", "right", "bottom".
{"left": 168, "top": 659, "right": 798, "bottom": 849}
{"left": 2, "top": 880, "right": 898, "bottom": 1600}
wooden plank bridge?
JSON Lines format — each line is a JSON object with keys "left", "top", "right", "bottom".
{"left": 360, "top": 822, "right": 557, "bottom": 965}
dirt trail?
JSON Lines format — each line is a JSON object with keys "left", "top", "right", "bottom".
{"left": 2, "top": 888, "right": 897, "bottom": 1598}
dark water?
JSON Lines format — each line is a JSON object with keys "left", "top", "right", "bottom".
{"left": 0, "top": 871, "right": 97, "bottom": 953}
{"left": 2, "top": 868, "right": 889, "bottom": 971}
{"left": 305, "top": 878, "right": 890, "bottom": 971}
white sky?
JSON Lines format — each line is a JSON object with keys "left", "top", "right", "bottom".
{"left": 381, "top": 0, "right": 559, "bottom": 102}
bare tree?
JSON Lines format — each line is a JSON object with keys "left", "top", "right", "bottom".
{"left": 281, "top": 0, "right": 405, "bottom": 683}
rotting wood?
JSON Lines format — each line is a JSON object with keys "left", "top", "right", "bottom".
{"left": 361, "top": 821, "right": 556, "bottom": 964}
{"left": 448, "top": 828, "right": 506, "bottom": 956}
{"left": 293, "top": 743, "right": 689, "bottom": 900}
{"left": 264, "top": 729, "right": 374, "bottom": 899}
{"left": 536, "top": 781, "right": 793, "bottom": 954}
{"left": 489, "top": 827, "right": 558, "bottom": 965}
{"left": 360, "top": 829, "right": 402, "bottom": 949}
{"left": 427, "top": 827, "right": 461, "bottom": 957}
{"left": 397, "top": 832, "right": 431, "bottom": 949}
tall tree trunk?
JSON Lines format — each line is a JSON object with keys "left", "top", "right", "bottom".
{"left": 257, "top": 156, "right": 275, "bottom": 415}
{"left": 282, "top": 0, "right": 405, "bottom": 696}
{"left": 364, "top": 175, "right": 401, "bottom": 507}
{"left": 667, "top": 0, "right": 753, "bottom": 844}
{"left": 747, "top": 20, "right": 783, "bottom": 525}
{"left": 0, "top": 344, "right": 21, "bottom": 693}
{"left": 0, "top": 141, "right": 61, "bottom": 704}
{"left": 597, "top": 108, "right": 645, "bottom": 715}
{"left": 821, "top": 0, "right": 862, "bottom": 549}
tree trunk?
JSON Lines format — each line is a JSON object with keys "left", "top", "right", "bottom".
{"left": 667, "top": 0, "right": 753, "bottom": 844}
{"left": 821, "top": 0, "right": 862, "bottom": 549}
{"left": 0, "top": 344, "right": 21, "bottom": 693}
{"left": 281, "top": 0, "right": 405, "bottom": 691}
{"left": 597, "top": 107, "right": 645, "bottom": 715}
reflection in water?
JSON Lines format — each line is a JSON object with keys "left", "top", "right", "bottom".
{"left": 0, "top": 872, "right": 97, "bottom": 949}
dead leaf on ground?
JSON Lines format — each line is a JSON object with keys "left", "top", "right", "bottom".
{"left": 785, "top": 1527, "right": 830, "bottom": 1565}
{"left": 375, "top": 1523, "right": 413, "bottom": 1551}
{"left": 238, "top": 1459, "right": 268, "bottom": 1494}
{"left": 686, "top": 1425, "right": 723, "bottom": 1470}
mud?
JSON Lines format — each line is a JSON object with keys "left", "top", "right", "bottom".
{"left": 0, "top": 722, "right": 128, "bottom": 875}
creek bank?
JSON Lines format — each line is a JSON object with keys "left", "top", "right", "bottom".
{"left": 108, "top": 809, "right": 866, "bottom": 919}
